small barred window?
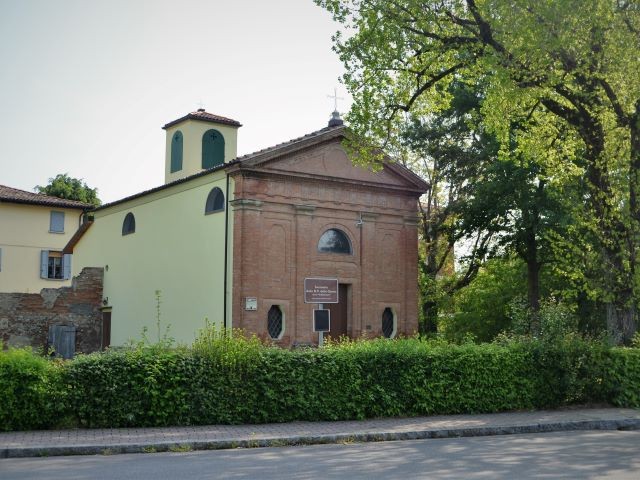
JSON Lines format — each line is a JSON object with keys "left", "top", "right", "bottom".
{"left": 267, "top": 305, "right": 283, "bottom": 339}
{"left": 382, "top": 307, "right": 395, "bottom": 339}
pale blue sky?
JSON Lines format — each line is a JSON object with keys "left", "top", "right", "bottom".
{"left": 0, "top": 0, "right": 349, "bottom": 203}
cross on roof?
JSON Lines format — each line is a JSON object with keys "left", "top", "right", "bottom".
{"left": 327, "top": 88, "right": 344, "bottom": 112}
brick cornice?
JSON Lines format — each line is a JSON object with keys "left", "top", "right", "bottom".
{"left": 231, "top": 167, "right": 425, "bottom": 197}
{"left": 230, "top": 199, "right": 263, "bottom": 211}
{"left": 403, "top": 215, "right": 420, "bottom": 226}
{"left": 294, "top": 204, "right": 316, "bottom": 215}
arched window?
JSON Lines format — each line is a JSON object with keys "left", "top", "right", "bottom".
{"left": 382, "top": 307, "right": 396, "bottom": 339}
{"left": 202, "top": 129, "right": 225, "bottom": 169}
{"left": 267, "top": 305, "right": 284, "bottom": 339}
{"left": 122, "top": 212, "right": 136, "bottom": 235}
{"left": 317, "top": 228, "right": 352, "bottom": 254}
{"left": 205, "top": 187, "right": 225, "bottom": 214}
{"left": 170, "top": 131, "right": 183, "bottom": 173}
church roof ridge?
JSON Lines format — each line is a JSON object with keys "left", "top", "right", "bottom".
{"left": 235, "top": 124, "right": 346, "bottom": 163}
{"left": 0, "top": 184, "right": 92, "bottom": 209}
{"left": 162, "top": 109, "right": 242, "bottom": 130}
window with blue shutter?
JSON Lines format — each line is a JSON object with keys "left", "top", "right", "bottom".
{"left": 50, "top": 211, "right": 65, "bottom": 233}
{"left": 202, "top": 129, "right": 225, "bottom": 169}
{"left": 205, "top": 187, "right": 225, "bottom": 214}
{"left": 63, "top": 254, "right": 72, "bottom": 280}
{"left": 170, "top": 131, "right": 183, "bottom": 173}
{"left": 40, "top": 250, "right": 49, "bottom": 278}
{"left": 40, "top": 250, "right": 71, "bottom": 280}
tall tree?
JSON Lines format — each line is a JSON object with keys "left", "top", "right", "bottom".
{"left": 36, "top": 173, "right": 101, "bottom": 206}
{"left": 461, "top": 117, "right": 580, "bottom": 314}
{"left": 316, "top": 0, "right": 640, "bottom": 344}
{"left": 400, "top": 81, "right": 499, "bottom": 333}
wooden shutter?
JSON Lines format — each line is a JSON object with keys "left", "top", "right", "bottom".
{"left": 63, "top": 254, "right": 72, "bottom": 280}
{"left": 40, "top": 250, "right": 49, "bottom": 278}
{"left": 171, "top": 131, "right": 183, "bottom": 173}
{"left": 50, "top": 211, "right": 65, "bottom": 232}
{"left": 202, "top": 129, "right": 225, "bottom": 169}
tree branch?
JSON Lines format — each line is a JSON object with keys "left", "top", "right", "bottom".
{"left": 598, "top": 78, "right": 630, "bottom": 127}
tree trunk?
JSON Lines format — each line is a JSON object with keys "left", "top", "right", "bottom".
{"left": 606, "top": 304, "right": 637, "bottom": 345}
{"left": 527, "top": 259, "right": 541, "bottom": 313}
{"left": 524, "top": 227, "right": 541, "bottom": 333}
{"left": 422, "top": 298, "right": 438, "bottom": 334}
{"left": 421, "top": 244, "right": 440, "bottom": 334}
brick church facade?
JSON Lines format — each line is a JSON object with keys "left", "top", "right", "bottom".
{"left": 229, "top": 124, "right": 427, "bottom": 345}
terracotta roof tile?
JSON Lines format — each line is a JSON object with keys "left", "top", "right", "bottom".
{"left": 163, "top": 109, "right": 242, "bottom": 129}
{"left": 0, "top": 184, "right": 92, "bottom": 209}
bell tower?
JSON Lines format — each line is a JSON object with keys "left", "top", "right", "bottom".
{"left": 162, "top": 109, "right": 242, "bottom": 184}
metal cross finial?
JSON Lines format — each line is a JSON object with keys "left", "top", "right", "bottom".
{"left": 327, "top": 88, "right": 344, "bottom": 112}
{"left": 196, "top": 99, "right": 205, "bottom": 110}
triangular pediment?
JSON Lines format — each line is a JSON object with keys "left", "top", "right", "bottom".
{"left": 243, "top": 137, "right": 427, "bottom": 192}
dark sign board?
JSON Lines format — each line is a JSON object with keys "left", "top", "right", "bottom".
{"left": 313, "top": 309, "right": 331, "bottom": 332}
{"left": 304, "top": 277, "right": 339, "bottom": 304}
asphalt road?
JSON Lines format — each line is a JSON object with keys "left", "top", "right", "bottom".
{"left": 2, "top": 430, "right": 639, "bottom": 479}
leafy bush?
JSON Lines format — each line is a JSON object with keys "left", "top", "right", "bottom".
{"left": 2, "top": 331, "right": 639, "bottom": 430}
{"left": 64, "top": 348, "right": 192, "bottom": 428}
{"left": 509, "top": 297, "right": 580, "bottom": 340}
{"left": 605, "top": 348, "right": 640, "bottom": 408}
{"left": 0, "top": 347, "right": 65, "bottom": 431}
{"left": 442, "top": 258, "right": 526, "bottom": 342}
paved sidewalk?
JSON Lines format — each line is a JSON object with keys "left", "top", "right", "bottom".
{"left": 1, "top": 408, "right": 639, "bottom": 458}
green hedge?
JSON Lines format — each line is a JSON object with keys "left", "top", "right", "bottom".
{"left": 605, "top": 348, "right": 640, "bottom": 407}
{"left": 0, "top": 348, "right": 65, "bottom": 431}
{"left": 1, "top": 337, "right": 638, "bottom": 431}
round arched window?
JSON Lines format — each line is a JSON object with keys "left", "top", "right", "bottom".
{"left": 170, "top": 131, "right": 183, "bottom": 173}
{"left": 205, "top": 187, "right": 225, "bottom": 214}
{"left": 122, "top": 212, "right": 136, "bottom": 236}
{"left": 317, "top": 229, "right": 352, "bottom": 254}
{"left": 202, "top": 129, "right": 225, "bottom": 169}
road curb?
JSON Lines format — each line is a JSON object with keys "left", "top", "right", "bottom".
{"left": 3, "top": 417, "right": 639, "bottom": 458}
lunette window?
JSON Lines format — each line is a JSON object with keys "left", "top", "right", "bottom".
{"left": 317, "top": 228, "right": 352, "bottom": 254}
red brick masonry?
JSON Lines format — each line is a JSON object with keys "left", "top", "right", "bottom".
{"left": 0, "top": 267, "right": 104, "bottom": 353}
{"left": 230, "top": 137, "right": 425, "bottom": 346}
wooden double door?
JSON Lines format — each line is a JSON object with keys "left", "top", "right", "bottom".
{"left": 327, "top": 284, "right": 349, "bottom": 340}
